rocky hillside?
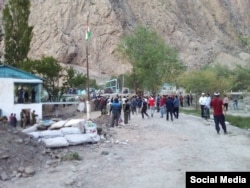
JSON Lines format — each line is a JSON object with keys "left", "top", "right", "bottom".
{"left": 1, "top": 0, "right": 250, "bottom": 84}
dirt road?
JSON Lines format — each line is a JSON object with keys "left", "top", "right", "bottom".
{"left": 1, "top": 112, "right": 250, "bottom": 188}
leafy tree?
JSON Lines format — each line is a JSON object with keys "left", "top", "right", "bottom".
{"left": 21, "top": 58, "right": 98, "bottom": 100}
{"left": 66, "top": 67, "right": 87, "bottom": 89}
{"left": 118, "top": 25, "right": 185, "bottom": 95}
{"left": 231, "top": 65, "right": 250, "bottom": 92}
{"left": 3, "top": 0, "right": 32, "bottom": 67}
{"left": 0, "top": 28, "right": 3, "bottom": 62}
{"left": 177, "top": 69, "right": 231, "bottom": 108}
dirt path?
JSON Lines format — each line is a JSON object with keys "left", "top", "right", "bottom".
{"left": 1, "top": 112, "right": 250, "bottom": 188}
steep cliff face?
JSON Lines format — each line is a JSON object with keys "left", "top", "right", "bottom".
{"left": 1, "top": 0, "right": 250, "bottom": 83}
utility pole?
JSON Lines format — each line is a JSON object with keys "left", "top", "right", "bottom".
{"left": 85, "top": 15, "right": 91, "bottom": 120}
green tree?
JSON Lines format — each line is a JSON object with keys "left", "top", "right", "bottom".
{"left": 3, "top": 0, "right": 32, "bottom": 67}
{"left": 0, "top": 28, "right": 3, "bottom": 62}
{"left": 23, "top": 56, "right": 64, "bottom": 101}
{"left": 118, "top": 25, "right": 185, "bottom": 95}
{"left": 177, "top": 69, "right": 231, "bottom": 108}
{"left": 66, "top": 67, "right": 87, "bottom": 89}
{"left": 231, "top": 65, "right": 250, "bottom": 92}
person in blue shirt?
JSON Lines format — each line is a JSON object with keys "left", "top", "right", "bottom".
{"left": 109, "top": 98, "right": 122, "bottom": 127}
{"left": 173, "top": 95, "right": 180, "bottom": 119}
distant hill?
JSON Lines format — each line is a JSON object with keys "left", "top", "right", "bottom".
{"left": 1, "top": 0, "right": 250, "bottom": 84}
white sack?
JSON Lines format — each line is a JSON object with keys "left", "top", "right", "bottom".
{"left": 64, "top": 134, "right": 92, "bottom": 145}
{"left": 42, "top": 137, "right": 69, "bottom": 148}
{"left": 49, "top": 120, "right": 67, "bottom": 130}
{"left": 27, "top": 131, "right": 40, "bottom": 139}
{"left": 77, "top": 102, "right": 85, "bottom": 112}
{"left": 22, "top": 124, "right": 38, "bottom": 133}
{"left": 60, "top": 127, "right": 82, "bottom": 135}
{"left": 64, "top": 119, "right": 85, "bottom": 127}
{"left": 84, "top": 121, "right": 97, "bottom": 134}
{"left": 39, "top": 130, "right": 63, "bottom": 139}
{"left": 40, "top": 120, "right": 55, "bottom": 127}
{"left": 64, "top": 119, "right": 85, "bottom": 133}
{"left": 88, "top": 134, "right": 101, "bottom": 143}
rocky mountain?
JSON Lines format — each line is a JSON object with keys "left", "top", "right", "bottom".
{"left": 1, "top": 0, "right": 250, "bottom": 84}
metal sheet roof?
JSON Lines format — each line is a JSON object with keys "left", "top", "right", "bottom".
{"left": 0, "top": 64, "right": 44, "bottom": 80}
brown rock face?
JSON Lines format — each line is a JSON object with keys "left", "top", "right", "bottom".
{"left": 1, "top": 0, "right": 250, "bottom": 83}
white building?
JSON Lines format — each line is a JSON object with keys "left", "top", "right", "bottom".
{"left": 0, "top": 64, "right": 43, "bottom": 121}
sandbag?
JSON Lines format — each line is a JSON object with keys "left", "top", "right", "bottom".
{"left": 39, "top": 119, "right": 55, "bottom": 127}
{"left": 84, "top": 121, "right": 97, "bottom": 135}
{"left": 22, "top": 124, "right": 38, "bottom": 133}
{"left": 88, "top": 134, "right": 101, "bottom": 143}
{"left": 64, "top": 134, "right": 92, "bottom": 145}
{"left": 60, "top": 127, "right": 82, "bottom": 135}
{"left": 39, "top": 130, "right": 63, "bottom": 139}
{"left": 64, "top": 119, "right": 85, "bottom": 133}
{"left": 27, "top": 131, "right": 40, "bottom": 139}
{"left": 77, "top": 102, "right": 85, "bottom": 112}
{"left": 42, "top": 137, "right": 69, "bottom": 148}
{"left": 49, "top": 120, "right": 68, "bottom": 130}
{"left": 64, "top": 119, "right": 85, "bottom": 127}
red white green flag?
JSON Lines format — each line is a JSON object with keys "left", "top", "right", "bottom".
{"left": 85, "top": 26, "right": 91, "bottom": 40}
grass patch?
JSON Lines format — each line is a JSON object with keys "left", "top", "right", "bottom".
{"left": 180, "top": 108, "right": 250, "bottom": 129}
{"left": 225, "top": 115, "right": 250, "bottom": 129}
{"left": 61, "top": 152, "right": 82, "bottom": 161}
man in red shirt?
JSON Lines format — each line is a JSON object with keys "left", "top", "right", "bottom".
{"left": 210, "top": 92, "right": 227, "bottom": 134}
{"left": 148, "top": 95, "right": 155, "bottom": 117}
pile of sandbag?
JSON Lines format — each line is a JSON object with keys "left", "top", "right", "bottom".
{"left": 22, "top": 119, "right": 100, "bottom": 148}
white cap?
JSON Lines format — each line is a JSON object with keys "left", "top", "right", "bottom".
{"left": 214, "top": 92, "right": 220, "bottom": 96}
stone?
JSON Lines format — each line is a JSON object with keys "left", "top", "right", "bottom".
{"left": 0, "top": 171, "right": 8, "bottom": 181}
{"left": 24, "top": 166, "right": 36, "bottom": 175}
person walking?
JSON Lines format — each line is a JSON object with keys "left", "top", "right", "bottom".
{"left": 159, "top": 95, "right": 166, "bottom": 118}
{"left": 223, "top": 94, "right": 229, "bottom": 111}
{"left": 233, "top": 96, "right": 238, "bottom": 110}
{"left": 173, "top": 95, "right": 180, "bottom": 119}
{"left": 12, "top": 114, "right": 17, "bottom": 128}
{"left": 210, "top": 92, "right": 227, "bottom": 135}
{"left": 199, "top": 93, "right": 206, "bottom": 118}
{"left": 131, "top": 96, "right": 137, "bottom": 115}
{"left": 165, "top": 96, "right": 174, "bottom": 121}
{"left": 141, "top": 98, "right": 150, "bottom": 119}
{"left": 204, "top": 93, "right": 211, "bottom": 120}
{"left": 148, "top": 95, "right": 155, "bottom": 117}
{"left": 156, "top": 94, "right": 160, "bottom": 112}
{"left": 123, "top": 99, "right": 130, "bottom": 124}
{"left": 109, "top": 98, "right": 122, "bottom": 127}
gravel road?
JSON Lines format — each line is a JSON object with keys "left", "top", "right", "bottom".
{"left": 2, "top": 111, "right": 250, "bottom": 188}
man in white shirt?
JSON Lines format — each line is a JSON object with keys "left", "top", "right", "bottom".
{"left": 204, "top": 93, "right": 211, "bottom": 119}
{"left": 199, "top": 93, "right": 206, "bottom": 118}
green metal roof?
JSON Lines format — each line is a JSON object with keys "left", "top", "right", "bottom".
{"left": 0, "top": 64, "right": 44, "bottom": 80}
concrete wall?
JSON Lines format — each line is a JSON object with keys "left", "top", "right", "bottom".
{"left": 0, "top": 78, "right": 43, "bottom": 121}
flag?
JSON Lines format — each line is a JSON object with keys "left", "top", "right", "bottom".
{"left": 85, "top": 26, "right": 91, "bottom": 41}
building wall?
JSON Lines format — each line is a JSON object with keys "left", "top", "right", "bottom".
{"left": 0, "top": 78, "right": 43, "bottom": 121}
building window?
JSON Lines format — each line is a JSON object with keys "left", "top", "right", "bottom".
{"left": 14, "top": 83, "right": 40, "bottom": 104}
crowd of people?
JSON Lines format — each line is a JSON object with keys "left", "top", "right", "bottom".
{"left": 103, "top": 91, "right": 239, "bottom": 135}
{"left": 106, "top": 94, "right": 184, "bottom": 127}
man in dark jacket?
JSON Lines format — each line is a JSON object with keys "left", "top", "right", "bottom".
{"left": 110, "top": 98, "right": 122, "bottom": 127}
{"left": 165, "top": 96, "right": 174, "bottom": 121}
{"left": 173, "top": 95, "right": 180, "bottom": 119}
{"left": 123, "top": 99, "right": 130, "bottom": 124}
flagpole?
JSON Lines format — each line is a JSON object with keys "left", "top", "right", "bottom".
{"left": 86, "top": 23, "right": 90, "bottom": 120}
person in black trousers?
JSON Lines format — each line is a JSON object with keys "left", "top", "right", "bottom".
{"left": 165, "top": 96, "right": 174, "bottom": 121}
{"left": 140, "top": 98, "right": 149, "bottom": 119}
